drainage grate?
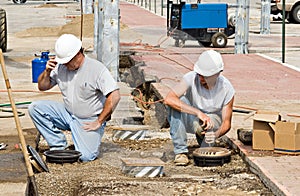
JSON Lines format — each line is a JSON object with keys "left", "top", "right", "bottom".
{"left": 193, "top": 147, "right": 231, "bottom": 167}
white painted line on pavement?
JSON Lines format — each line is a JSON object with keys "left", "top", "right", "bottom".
{"left": 257, "top": 53, "right": 300, "bottom": 73}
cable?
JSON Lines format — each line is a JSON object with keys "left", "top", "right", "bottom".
{"left": 0, "top": 108, "right": 25, "bottom": 118}
{"left": 0, "top": 101, "right": 32, "bottom": 108}
{"left": 131, "top": 88, "right": 164, "bottom": 106}
{"left": 0, "top": 101, "right": 30, "bottom": 118}
{"left": 159, "top": 54, "right": 193, "bottom": 71}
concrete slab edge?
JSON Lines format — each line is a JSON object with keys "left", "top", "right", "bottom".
{"left": 0, "top": 182, "right": 27, "bottom": 196}
{"left": 225, "top": 137, "right": 288, "bottom": 196}
{"left": 257, "top": 53, "right": 300, "bottom": 73}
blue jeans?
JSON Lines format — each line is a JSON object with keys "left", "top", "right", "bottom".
{"left": 28, "top": 100, "right": 105, "bottom": 162}
{"left": 167, "top": 96, "right": 221, "bottom": 155}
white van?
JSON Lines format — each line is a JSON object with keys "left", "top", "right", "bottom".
{"left": 271, "top": 0, "right": 300, "bottom": 23}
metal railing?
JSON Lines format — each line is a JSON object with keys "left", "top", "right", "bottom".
{"left": 125, "top": 0, "right": 168, "bottom": 17}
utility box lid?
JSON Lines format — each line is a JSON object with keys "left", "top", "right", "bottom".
{"left": 181, "top": 3, "right": 228, "bottom": 29}
{"left": 253, "top": 111, "right": 280, "bottom": 124}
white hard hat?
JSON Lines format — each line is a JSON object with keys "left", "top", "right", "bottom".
{"left": 55, "top": 34, "right": 82, "bottom": 64}
{"left": 194, "top": 50, "right": 224, "bottom": 77}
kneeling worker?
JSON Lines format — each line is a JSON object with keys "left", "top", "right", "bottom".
{"left": 164, "top": 50, "right": 235, "bottom": 166}
{"left": 28, "top": 34, "right": 120, "bottom": 162}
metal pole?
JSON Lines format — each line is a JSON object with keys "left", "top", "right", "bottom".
{"left": 93, "top": 0, "right": 98, "bottom": 54}
{"left": 282, "top": 0, "right": 286, "bottom": 63}
{"left": 97, "top": 0, "right": 120, "bottom": 80}
{"left": 167, "top": 0, "right": 170, "bottom": 30}
{"left": 82, "top": 0, "right": 93, "bottom": 14}
{"left": 235, "top": 0, "right": 249, "bottom": 54}
{"left": 161, "top": 0, "right": 163, "bottom": 16}
{"left": 80, "top": 0, "right": 83, "bottom": 41}
{"left": 260, "top": 0, "right": 271, "bottom": 34}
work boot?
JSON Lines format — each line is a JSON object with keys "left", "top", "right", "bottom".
{"left": 174, "top": 154, "right": 189, "bottom": 166}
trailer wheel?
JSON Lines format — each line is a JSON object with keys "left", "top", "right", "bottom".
{"left": 199, "top": 41, "right": 211, "bottom": 47}
{"left": 12, "top": 0, "right": 27, "bottom": 4}
{"left": 211, "top": 32, "right": 227, "bottom": 48}
{"left": 0, "top": 9, "right": 7, "bottom": 52}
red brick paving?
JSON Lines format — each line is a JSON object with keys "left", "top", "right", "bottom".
{"left": 120, "top": 1, "right": 300, "bottom": 195}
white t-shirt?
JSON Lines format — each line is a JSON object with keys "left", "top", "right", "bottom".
{"left": 50, "top": 56, "right": 119, "bottom": 118}
{"left": 183, "top": 71, "right": 235, "bottom": 118}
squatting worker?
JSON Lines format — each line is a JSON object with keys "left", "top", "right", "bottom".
{"left": 28, "top": 34, "right": 120, "bottom": 162}
{"left": 164, "top": 50, "right": 235, "bottom": 166}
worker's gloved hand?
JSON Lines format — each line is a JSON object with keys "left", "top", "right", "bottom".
{"left": 193, "top": 119, "right": 205, "bottom": 136}
{"left": 196, "top": 112, "right": 214, "bottom": 130}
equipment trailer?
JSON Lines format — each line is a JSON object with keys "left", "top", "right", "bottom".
{"left": 167, "top": 0, "right": 235, "bottom": 48}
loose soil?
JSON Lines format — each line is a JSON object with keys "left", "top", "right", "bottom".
{"left": 34, "top": 128, "right": 273, "bottom": 196}
{"left": 0, "top": 119, "right": 273, "bottom": 195}
{"left": 15, "top": 14, "right": 95, "bottom": 38}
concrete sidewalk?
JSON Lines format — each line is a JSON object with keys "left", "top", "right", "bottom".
{"left": 119, "top": 1, "right": 300, "bottom": 196}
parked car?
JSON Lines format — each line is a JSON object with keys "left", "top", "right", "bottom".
{"left": 0, "top": 8, "right": 7, "bottom": 52}
{"left": 271, "top": 0, "right": 300, "bottom": 23}
{"left": 12, "top": 0, "right": 27, "bottom": 3}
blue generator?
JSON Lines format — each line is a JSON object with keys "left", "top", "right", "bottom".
{"left": 167, "top": 1, "right": 235, "bottom": 47}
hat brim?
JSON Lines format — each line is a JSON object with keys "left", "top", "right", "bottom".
{"left": 55, "top": 54, "right": 75, "bottom": 64}
{"left": 194, "top": 63, "right": 213, "bottom": 77}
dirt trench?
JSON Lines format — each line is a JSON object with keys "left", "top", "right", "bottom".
{"left": 34, "top": 137, "right": 274, "bottom": 196}
{"left": 32, "top": 55, "right": 273, "bottom": 196}
{"left": 0, "top": 53, "right": 274, "bottom": 196}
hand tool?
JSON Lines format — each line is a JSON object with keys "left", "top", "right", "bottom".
{"left": 0, "top": 49, "right": 38, "bottom": 195}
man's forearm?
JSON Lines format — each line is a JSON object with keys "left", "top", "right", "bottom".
{"left": 165, "top": 90, "right": 202, "bottom": 116}
{"left": 97, "top": 90, "right": 120, "bottom": 124}
{"left": 215, "top": 121, "right": 231, "bottom": 138}
{"left": 215, "top": 97, "right": 234, "bottom": 137}
{"left": 38, "top": 69, "right": 52, "bottom": 91}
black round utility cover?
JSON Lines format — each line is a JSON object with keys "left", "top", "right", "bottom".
{"left": 193, "top": 147, "right": 231, "bottom": 167}
{"left": 27, "top": 145, "right": 49, "bottom": 172}
{"left": 44, "top": 150, "right": 82, "bottom": 164}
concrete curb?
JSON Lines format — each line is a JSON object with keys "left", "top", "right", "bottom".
{"left": 226, "top": 137, "right": 286, "bottom": 196}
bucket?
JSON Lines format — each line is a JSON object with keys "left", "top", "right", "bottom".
{"left": 32, "top": 52, "right": 49, "bottom": 83}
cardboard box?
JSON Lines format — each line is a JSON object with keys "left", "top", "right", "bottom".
{"left": 272, "top": 121, "right": 300, "bottom": 154}
{"left": 252, "top": 111, "right": 280, "bottom": 151}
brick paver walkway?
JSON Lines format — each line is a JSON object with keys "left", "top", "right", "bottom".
{"left": 120, "top": 2, "right": 300, "bottom": 195}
